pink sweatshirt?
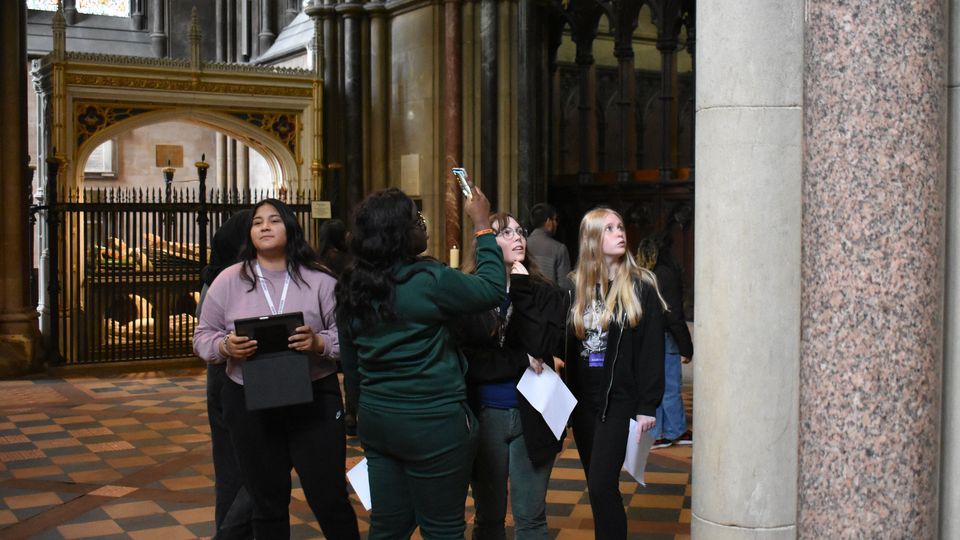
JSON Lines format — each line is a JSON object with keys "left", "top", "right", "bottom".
{"left": 193, "top": 262, "right": 339, "bottom": 385}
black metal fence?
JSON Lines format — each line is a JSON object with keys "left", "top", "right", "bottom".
{"left": 42, "top": 186, "right": 324, "bottom": 365}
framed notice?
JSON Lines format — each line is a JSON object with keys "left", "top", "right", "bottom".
{"left": 155, "top": 145, "right": 184, "bottom": 168}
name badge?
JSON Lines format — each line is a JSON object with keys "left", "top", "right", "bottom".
{"left": 588, "top": 352, "right": 604, "bottom": 368}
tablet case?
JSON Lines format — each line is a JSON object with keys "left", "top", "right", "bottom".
{"left": 234, "top": 312, "right": 314, "bottom": 411}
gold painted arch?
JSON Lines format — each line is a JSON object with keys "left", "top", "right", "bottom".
{"left": 74, "top": 107, "right": 302, "bottom": 190}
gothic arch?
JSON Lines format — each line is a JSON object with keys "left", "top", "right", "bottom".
{"left": 75, "top": 108, "right": 296, "bottom": 189}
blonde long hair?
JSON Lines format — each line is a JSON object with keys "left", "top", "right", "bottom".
{"left": 570, "top": 208, "right": 666, "bottom": 339}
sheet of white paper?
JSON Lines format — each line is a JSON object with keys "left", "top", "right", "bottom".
{"left": 346, "top": 458, "right": 372, "bottom": 510}
{"left": 516, "top": 364, "right": 578, "bottom": 440}
{"left": 623, "top": 419, "right": 655, "bottom": 486}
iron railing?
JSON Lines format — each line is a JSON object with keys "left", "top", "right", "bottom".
{"left": 38, "top": 185, "right": 324, "bottom": 365}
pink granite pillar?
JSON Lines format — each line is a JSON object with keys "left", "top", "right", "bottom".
{"left": 800, "top": 1, "right": 947, "bottom": 537}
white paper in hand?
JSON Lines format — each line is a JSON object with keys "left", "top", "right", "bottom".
{"left": 623, "top": 419, "right": 655, "bottom": 486}
{"left": 516, "top": 364, "right": 577, "bottom": 440}
{"left": 347, "top": 458, "right": 372, "bottom": 510}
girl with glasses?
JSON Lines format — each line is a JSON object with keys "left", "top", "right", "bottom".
{"left": 457, "top": 212, "right": 568, "bottom": 539}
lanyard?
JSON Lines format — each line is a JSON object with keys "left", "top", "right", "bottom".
{"left": 255, "top": 262, "right": 291, "bottom": 315}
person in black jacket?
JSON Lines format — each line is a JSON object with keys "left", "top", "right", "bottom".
{"left": 638, "top": 232, "right": 694, "bottom": 448}
{"left": 317, "top": 218, "right": 351, "bottom": 277}
{"left": 317, "top": 219, "right": 360, "bottom": 436}
{"left": 198, "top": 209, "right": 254, "bottom": 540}
{"left": 458, "top": 212, "right": 567, "bottom": 540}
{"left": 566, "top": 208, "right": 666, "bottom": 540}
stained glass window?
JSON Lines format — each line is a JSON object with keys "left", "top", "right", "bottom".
{"left": 27, "top": 0, "right": 59, "bottom": 11}
{"left": 78, "top": 0, "right": 129, "bottom": 17}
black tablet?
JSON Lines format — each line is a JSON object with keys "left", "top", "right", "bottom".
{"left": 234, "top": 312, "right": 304, "bottom": 354}
{"left": 234, "top": 312, "right": 314, "bottom": 410}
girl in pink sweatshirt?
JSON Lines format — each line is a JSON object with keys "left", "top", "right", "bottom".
{"left": 194, "top": 198, "right": 359, "bottom": 539}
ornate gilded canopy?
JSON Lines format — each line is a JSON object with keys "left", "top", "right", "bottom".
{"left": 32, "top": 6, "right": 323, "bottom": 193}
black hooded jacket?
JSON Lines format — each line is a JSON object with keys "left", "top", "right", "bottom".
{"left": 456, "top": 274, "right": 568, "bottom": 464}
{"left": 566, "top": 278, "right": 665, "bottom": 421}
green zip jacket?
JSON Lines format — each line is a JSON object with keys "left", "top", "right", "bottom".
{"left": 340, "top": 233, "right": 506, "bottom": 414}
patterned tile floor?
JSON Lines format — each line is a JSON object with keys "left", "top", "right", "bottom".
{"left": 0, "top": 369, "right": 692, "bottom": 539}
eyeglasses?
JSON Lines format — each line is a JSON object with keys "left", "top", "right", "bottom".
{"left": 416, "top": 211, "right": 427, "bottom": 231}
{"left": 496, "top": 227, "right": 526, "bottom": 240}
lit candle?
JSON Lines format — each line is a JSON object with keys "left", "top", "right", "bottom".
{"left": 449, "top": 246, "right": 460, "bottom": 269}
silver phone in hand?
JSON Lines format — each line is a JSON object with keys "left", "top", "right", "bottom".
{"left": 452, "top": 168, "right": 473, "bottom": 200}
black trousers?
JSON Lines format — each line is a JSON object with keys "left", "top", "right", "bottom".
{"left": 206, "top": 363, "right": 253, "bottom": 539}
{"left": 222, "top": 374, "right": 360, "bottom": 540}
{"left": 571, "top": 403, "right": 631, "bottom": 540}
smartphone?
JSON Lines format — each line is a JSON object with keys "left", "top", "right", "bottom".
{"left": 451, "top": 167, "right": 473, "bottom": 200}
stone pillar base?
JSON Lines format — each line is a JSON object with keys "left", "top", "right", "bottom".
{"left": 692, "top": 515, "right": 795, "bottom": 540}
{"left": 0, "top": 331, "right": 42, "bottom": 378}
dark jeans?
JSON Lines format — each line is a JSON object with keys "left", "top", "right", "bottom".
{"left": 206, "top": 363, "right": 253, "bottom": 539}
{"left": 471, "top": 407, "right": 553, "bottom": 540}
{"left": 360, "top": 402, "right": 479, "bottom": 540}
{"left": 571, "top": 403, "right": 631, "bottom": 540}
{"left": 222, "top": 374, "right": 360, "bottom": 540}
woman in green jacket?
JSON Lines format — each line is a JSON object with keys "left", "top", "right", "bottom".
{"left": 336, "top": 186, "right": 505, "bottom": 539}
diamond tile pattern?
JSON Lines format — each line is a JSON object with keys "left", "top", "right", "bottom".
{"left": 0, "top": 369, "right": 692, "bottom": 539}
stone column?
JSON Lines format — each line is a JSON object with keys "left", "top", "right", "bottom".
{"left": 240, "top": 0, "right": 252, "bottom": 61}
{"left": 216, "top": 135, "right": 227, "bottom": 199}
{"left": 227, "top": 0, "right": 237, "bottom": 61}
{"left": 340, "top": 1, "right": 364, "bottom": 212}
{"left": 516, "top": 0, "right": 534, "bottom": 211}
{"left": 943, "top": 2, "right": 960, "bottom": 535}
{"left": 150, "top": 0, "right": 167, "bottom": 57}
{"left": 480, "top": 0, "right": 498, "bottom": 203}
{"left": 284, "top": 0, "right": 300, "bottom": 26}
{"left": 215, "top": 0, "right": 228, "bottom": 202}
{"left": 62, "top": 0, "right": 77, "bottom": 24}
{"left": 567, "top": 2, "right": 601, "bottom": 185}
{"left": 443, "top": 0, "right": 463, "bottom": 261}
{"left": 693, "top": 1, "right": 803, "bottom": 538}
{"left": 366, "top": 0, "right": 388, "bottom": 193}
{"left": 321, "top": 0, "right": 343, "bottom": 207}
{"left": 216, "top": 0, "right": 228, "bottom": 61}
{"left": 131, "top": 0, "right": 145, "bottom": 30}
{"left": 612, "top": 0, "right": 642, "bottom": 183}
{"left": 227, "top": 138, "right": 237, "bottom": 199}
{"left": 259, "top": 0, "right": 276, "bottom": 54}
{"left": 654, "top": 0, "right": 681, "bottom": 182}
{"left": 0, "top": 0, "right": 41, "bottom": 376}
{"left": 238, "top": 145, "right": 249, "bottom": 197}
{"left": 800, "top": 1, "right": 947, "bottom": 537}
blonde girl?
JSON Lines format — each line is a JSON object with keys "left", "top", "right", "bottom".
{"left": 566, "top": 208, "right": 666, "bottom": 540}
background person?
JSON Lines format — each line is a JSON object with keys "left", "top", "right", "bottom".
{"left": 637, "top": 232, "right": 694, "bottom": 449}
{"left": 336, "top": 186, "right": 504, "bottom": 539}
{"left": 317, "top": 218, "right": 360, "bottom": 436}
{"left": 565, "top": 208, "right": 666, "bottom": 540}
{"left": 525, "top": 203, "right": 572, "bottom": 289}
{"left": 194, "top": 198, "right": 359, "bottom": 539}
{"left": 457, "top": 212, "right": 567, "bottom": 540}
{"left": 198, "top": 209, "right": 254, "bottom": 539}
{"left": 317, "top": 218, "right": 351, "bottom": 277}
